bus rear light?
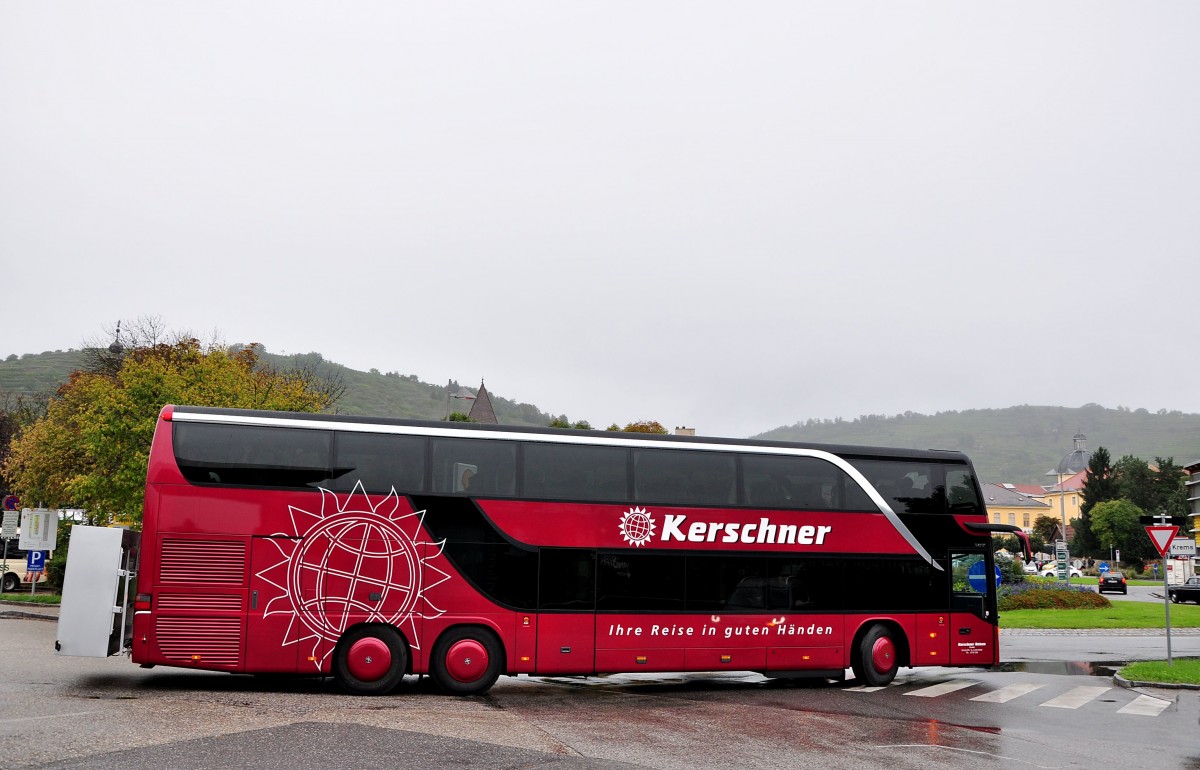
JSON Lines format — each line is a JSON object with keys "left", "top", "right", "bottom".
{"left": 191, "top": 655, "right": 202, "bottom": 662}
{"left": 636, "top": 656, "right": 647, "bottom": 664}
{"left": 929, "top": 632, "right": 938, "bottom": 639}
{"left": 720, "top": 655, "right": 732, "bottom": 663}
{"left": 307, "top": 656, "right": 316, "bottom": 662}
{"left": 135, "top": 593, "right": 152, "bottom": 611}
{"left": 520, "top": 656, "right": 531, "bottom": 662}
{"left": 801, "top": 655, "right": 811, "bottom": 661}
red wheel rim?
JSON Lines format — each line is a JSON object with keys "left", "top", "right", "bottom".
{"left": 870, "top": 635, "right": 894, "bottom": 673}
{"left": 445, "top": 639, "right": 489, "bottom": 683}
{"left": 346, "top": 636, "right": 392, "bottom": 682}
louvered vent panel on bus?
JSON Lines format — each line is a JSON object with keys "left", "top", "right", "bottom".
{"left": 156, "top": 617, "right": 242, "bottom": 667}
{"left": 159, "top": 538, "right": 246, "bottom": 584}
{"left": 157, "top": 593, "right": 243, "bottom": 612}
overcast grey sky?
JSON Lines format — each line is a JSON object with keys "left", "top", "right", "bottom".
{"left": 3, "top": 2, "right": 1198, "bottom": 438}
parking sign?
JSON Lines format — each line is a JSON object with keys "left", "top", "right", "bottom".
{"left": 27, "top": 550, "right": 46, "bottom": 572}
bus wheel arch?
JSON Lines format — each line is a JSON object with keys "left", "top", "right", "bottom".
{"left": 429, "top": 625, "right": 505, "bottom": 696}
{"left": 850, "top": 621, "right": 907, "bottom": 687}
{"left": 332, "top": 623, "right": 409, "bottom": 696}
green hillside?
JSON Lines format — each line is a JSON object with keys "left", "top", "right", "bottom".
{"left": 0, "top": 349, "right": 557, "bottom": 427}
{"left": 757, "top": 405, "right": 1200, "bottom": 484}
{"left": 3, "top": 350, "right": 1198, "bottom": 485}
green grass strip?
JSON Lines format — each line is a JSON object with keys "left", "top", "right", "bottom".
{"left": 1001, "top": 601, "right": 1200, "bottom": 629}
{"left": 0, "top": 593, "right": 61, "bottom": 604}
{"left": 1120, "top": 658, "right": 1200, "bottom": 685}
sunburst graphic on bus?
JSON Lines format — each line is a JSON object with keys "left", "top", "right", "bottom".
{"left": 619, "top": 506, "right": 656, "bottom": 547}
{"left": 253, "top": 483, "right": 450, "bottom": 671}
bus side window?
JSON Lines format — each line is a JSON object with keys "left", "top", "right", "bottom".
{"left": 430, "top": 438, "right": 517, "bottom": 496}
{"left": 329, "top": 432, "right": 425, "bottom": 494}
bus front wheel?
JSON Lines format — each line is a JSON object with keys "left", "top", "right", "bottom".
{"left": 332, "top": 625, "right": 407, "bottom": 695}
{"left": 430, "top": 627, "right": 504, "bottom": 696}
{"left": 852, "top": 624, "right": 898, "bottom": 687}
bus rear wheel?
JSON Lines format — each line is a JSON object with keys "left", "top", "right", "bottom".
{"left": 852, "top": 624, "right": 898, "bottom": 687}
{"left": 430, "top": 627, "right": 503, "bottom": 696}
{"left": 1, "top": 573, "right": 17, "bottom": 593}
{"left": 333, "top": 625, "right": 407, "bottom": 695}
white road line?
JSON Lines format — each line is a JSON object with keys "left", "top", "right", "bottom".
{"left": 1117, "top": 694, "right": 1172, "bottom": 717}
{"left": 1040, "top": 686, "right": 1111, "bottom": 709}
{"left": 905, "top": 680, "right": 978, "bottom": 698}
{"left": 970, "top": 683, "right": 1045, "bottom": 703}
{"left": 845, "top": 685, "right": 887, "bottom": 693}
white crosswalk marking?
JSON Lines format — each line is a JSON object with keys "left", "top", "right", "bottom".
{"left": 845, "top": 680, "right": 1169, "bottom": 717}
{"left": 970, "top": 683, "right": 1045, "bottom": 703}
{"left": 1117, "top": 694, "right": 1172, "bottom": 717}
{"left": 1040, "top": 685, "right": 1111, "bottom": 709}
{"left": 905, "top": 680, "right": 978, "bottom": 698}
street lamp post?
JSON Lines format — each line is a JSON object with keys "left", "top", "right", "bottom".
{"left": 444, "top": 391, "right": 475, "bottom": 420}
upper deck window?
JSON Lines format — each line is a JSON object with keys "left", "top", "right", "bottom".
{"left": 741, "top": 453, "right": 874, "bottom": 511}
{"left": 173, "top": 423, "right": 332, "bottom": 488}
{"left": 632, "top": 448, "right": 736, "bottom": 507}
{"left": 431, "top": 437, "right": 516, "bottom": 496}
{"left": 523, "top": 443, "right": 628, "bottom": 502}
{"left": 848, "top": 459, "right": 982, "bottom": 515}
{"left": 329, "top": 432, "right": 426, "bottom": 494}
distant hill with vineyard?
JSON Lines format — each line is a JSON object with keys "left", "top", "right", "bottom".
{"left": 3, "top": 349, "right": 1198, "bottom": 485}
{"left": 755, "top": 405, "right": 1200, "bottom": 485}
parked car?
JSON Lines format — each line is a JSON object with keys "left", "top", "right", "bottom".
{"left": 1097, "top": 573, "right": 1127, "bottom": 594}
{"left": 0, "top": 547, "right": 50, "bottom": 593}
{"left": 1168, "top": 576, "right": 1200, "bottom": 604}
{"left": 1041, "top": 567, "right": 1083, "bottom": 579}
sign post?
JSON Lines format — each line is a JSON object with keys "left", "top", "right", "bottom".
{"left": 26, "top": 550, "right": 46, "bottom": 596}
{"left": 1054, "top": 540, "right": 1069, "bottom": 582}
{"left": 1145, "top": 521, "right": 1179, "bottom": 665}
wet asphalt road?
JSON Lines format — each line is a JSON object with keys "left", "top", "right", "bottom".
{"left": 3, "top": 613, "right": 1199, "bottom": 769}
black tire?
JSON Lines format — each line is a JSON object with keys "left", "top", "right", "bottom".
{"left": 332, "top": 625, "right": 407, "bottom": 695}
{"left": 1170, "top": 594, "right": 1180, "bottom": 604}
{"left": 851, "top": 624, "right": 899, "bottom": 687}
{"left": 429, "top": 627, "right": 504, "bottom": 695}
{"left": 1, "top": 572, "right": 17, "bottom": 593}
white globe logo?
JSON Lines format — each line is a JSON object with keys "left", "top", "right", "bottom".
{"left": 619, "top": 507, "right": 656, "bottom": 547}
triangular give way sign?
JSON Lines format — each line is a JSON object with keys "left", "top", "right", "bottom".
{"left": 1145, "top": 525, "right": 1179, "bottom": 557}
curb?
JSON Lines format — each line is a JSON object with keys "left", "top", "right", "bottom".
{"left": 1113, "top": 671, "right": 1200, "bottom": 691}
{"left": 0, "top": 609, "right": 57, "bottom": 622}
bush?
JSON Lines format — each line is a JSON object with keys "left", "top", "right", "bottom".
{"left": 45, "top": 552, "right": 66, "bottom": 592}
{"left": 998, "top": 582, "right": 1110, "bottom": 610}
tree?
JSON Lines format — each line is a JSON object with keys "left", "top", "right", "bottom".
{"left": 620, "top": 420, "right": 668, "bottom": 434}
{"left": 1031, "top": 515, "right": 1059, "bottom": 544}
{"left": 1071, "top": 447, "right": 1117, "bottom": 557}
{"left": 1089, "top": 499, "right": 1154, "bottom": 566}
{"left": 1113, "top": 455, "right": 1155, "bottom": 511}
{"left": 1150, "top": 457, "right": 1188, "bottom": 517}
{"left": 2, "top": 339, "right": 338, "bottom": 525}
{"left": 1080, "top": 447, "right": 1117, "bottom": 517}
{"left": 549, "top": 417, "right": 593, "bottom": 430}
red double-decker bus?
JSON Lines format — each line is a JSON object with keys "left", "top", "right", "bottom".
{"left": 67, "top": 405, "right": 1029, "bottom": 695}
